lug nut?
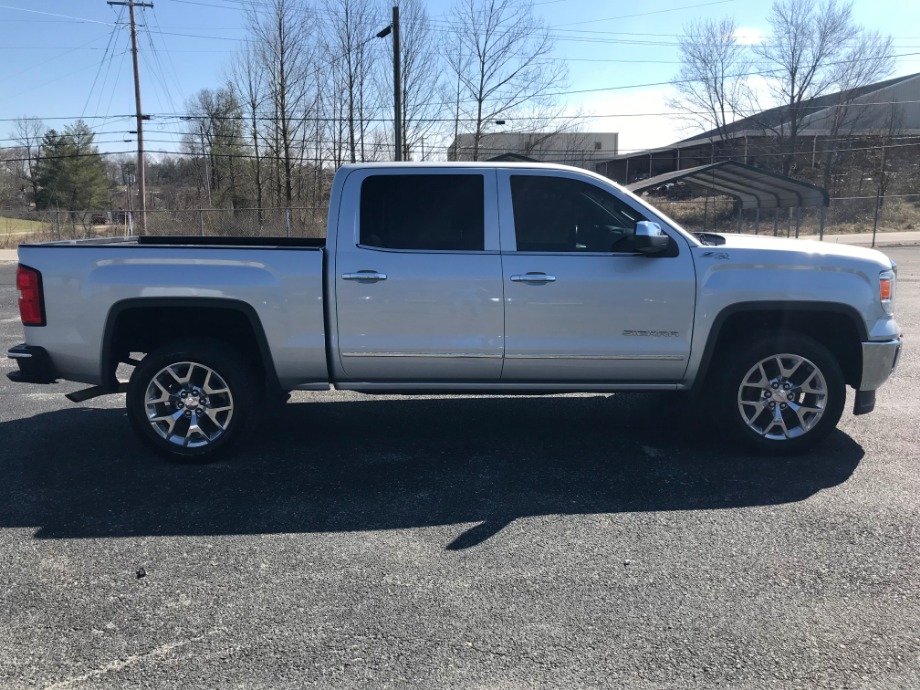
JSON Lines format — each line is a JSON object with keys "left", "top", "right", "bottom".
{"left": 783, "top": 382, "right": 791, "bottom": 390}
{"left": 769, "top": 402, "right": 776, "bottom": 409}
{"left": 787, "top": 394, "right": 794, "bottom": 401}
{"left": 180, "top": 391, "right": 188, "bottom": 399}
{"left": 177, "top": 401, "right": 183, "bottom": 408}
{"left": 772, "top": 382, "right": 779, "bottom": 389}
{"left": 185, "top": 410, "right": 192, "bottom": 417}
{"left": 781, "top": 403, "right": 787, "bottom": 409}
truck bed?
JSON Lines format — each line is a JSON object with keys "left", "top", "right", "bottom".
{"left": 16, "top": 237, "right": 329, "bottom": 390}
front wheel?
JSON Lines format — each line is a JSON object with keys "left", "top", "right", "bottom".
{"left": 716, "top": 334, "right": 846, "bottom": 454}
{"left": 126, "top": 338, "right": 261, "bottom": 462}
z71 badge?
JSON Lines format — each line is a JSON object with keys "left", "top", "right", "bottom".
{"left": 623, "top": 330, "right": 680, "bottom": 337}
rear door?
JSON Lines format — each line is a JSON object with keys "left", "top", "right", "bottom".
{"left": 333, "top": 168, "right": 504, "bottom": 381}
{"left": 498, "top": 170, "right": 696, "bottom": 382}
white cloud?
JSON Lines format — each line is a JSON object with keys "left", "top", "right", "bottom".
{"left": 568, "top": 86, "right": 693, "bottom": 153}
{"left": 733, "top": 26, "right": 765, "bottom": 46}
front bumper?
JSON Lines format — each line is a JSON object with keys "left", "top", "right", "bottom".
{"left": 860, "top": 338, "right": 902, "bottom": 391}
{"left": 6, "top": 344, "right": 59, "bottom": 384}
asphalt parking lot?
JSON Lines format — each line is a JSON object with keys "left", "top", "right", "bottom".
{"left": 1, "top": 248, "right": 918, "bottom": 689}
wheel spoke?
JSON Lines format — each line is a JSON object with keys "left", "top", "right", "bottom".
{"left": 203, "top": 370, "right": 229, "bottom": 396}
{"left": 740, "top": 398, "right": 768, "bottom": 421}
{"left": 147, "top": 379, "right": 171, "bottom": 404}
{"left": 166, "top": 364, "right": 190, "bottom": 386}
{"left": 780, "top": 357, "right": 803, "bottom": 380}
{"left": 761, "top": 405, "right": 790, "bottom": 439}
{"left": 789, "top": 401, "right": 820, "bottom": 429}
{"left": 149, "top": 411, "right": 180, "bottom": 436}
{"left": 202, "top": 408, "right": 228, "bottom": 431}
{"left": 799, "top": 369, "right": 823, "bottom": 394}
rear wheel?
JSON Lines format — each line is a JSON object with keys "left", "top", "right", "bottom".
{"left": 126, "top": 338, "right": 260, "bottom": 462}
{"left": 716, "top": 334, "right": 846, "bottom": 454}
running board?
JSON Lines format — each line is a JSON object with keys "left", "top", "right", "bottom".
{"left": 66, "top": 383, "right": 129, "bottom": 403}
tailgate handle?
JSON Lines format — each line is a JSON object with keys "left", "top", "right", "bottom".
{"left": 342, "top": 271, "right": 387, "bottom": 282}
{"left": 511, "top": 273, "right": 556, "bottom": 283}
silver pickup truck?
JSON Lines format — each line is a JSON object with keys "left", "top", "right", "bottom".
{"left": 8, "top": 163, "right": 902, "bottom": 460}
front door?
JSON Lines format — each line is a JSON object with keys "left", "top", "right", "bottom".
{"left": 498, "top": 171, "right": 696, "bottom": 382}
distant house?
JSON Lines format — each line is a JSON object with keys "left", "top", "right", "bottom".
{"left": 448, "top": 131, "right": 619, "bottom": 170}
{"left": 597, "top": 72, "right": 920, "bottom": 186}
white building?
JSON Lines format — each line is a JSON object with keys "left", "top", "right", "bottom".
{"left": 448, "top": 132, "right": 619, "bottom": 169}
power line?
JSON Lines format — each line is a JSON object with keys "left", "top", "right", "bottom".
{"left": 82, "top": 6, "right": 126, "bottom": 118}
{"left": 4, "top": 135, "right": 917, "bottom": 163}
{"left": 0, "top": 4, "right": 117, "bottom": 25}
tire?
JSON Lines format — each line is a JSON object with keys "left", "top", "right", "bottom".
{"left": 715, "top": 334, "right": 846, "bottom": 455}
{"left": 126, "top": 338, "right": 261, "bottom": 462}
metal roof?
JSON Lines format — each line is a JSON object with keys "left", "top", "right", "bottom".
{"left": 626, "top": 161, "right": 830, "bottom": 209}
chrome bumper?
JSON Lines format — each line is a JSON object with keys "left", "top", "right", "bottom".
{"left": 860, "top": 338, "right": 902, "bottom": 391}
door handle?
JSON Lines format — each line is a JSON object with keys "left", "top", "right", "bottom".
{"left": 342, "top": 271, "right": 387, "bottom": 282}
{"left": 510, "top": 273, "right": 556, "bottom": 283}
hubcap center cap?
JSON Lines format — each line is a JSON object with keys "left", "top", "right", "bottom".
{"left": 182, "top": 389, "right": 202, "bottom": 410}
{"left": 770, "top": 389, "right": 789, "bottom": 403}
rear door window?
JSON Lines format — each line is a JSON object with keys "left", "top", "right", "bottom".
{"left": 360, "top": 174, "right": 485, "bottom": 251}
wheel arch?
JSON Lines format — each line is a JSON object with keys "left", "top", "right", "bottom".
{"left": 101, "top": 298, "right": 280, "bottom": 393}
{"left": 695, "top": 302, "right": 867, "bottom": 390}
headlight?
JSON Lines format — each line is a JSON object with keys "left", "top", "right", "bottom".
{"left": 880, "top": 269, "right": 895, "bottom": 314}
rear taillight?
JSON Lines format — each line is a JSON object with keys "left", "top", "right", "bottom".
{"left": 16, "top": 264, "right": 45, "bottom": 326}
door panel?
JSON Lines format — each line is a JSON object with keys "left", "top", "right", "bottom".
{"left": 501, "top": 252, "right": 695, "bottom": 381}
{"left": 336, "top": 250, "right": 504, "bottom": 379}
{"left": 334, "top": 169, "right": 504, "bottom": 381}
{"left": 498, "top": 170, "right": 696, "bottom": 382}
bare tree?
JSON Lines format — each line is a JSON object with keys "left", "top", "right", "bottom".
{"left": 323, "top": 0, "right": 378, "bottom": 164}
{"left": 752, "top": 0, "right": 891, "bottom": 175}
{"left": 232, "top": 44, "right": 267, "bottom": 225}
{"left": 819, "top": 30, "right": 894, "bottom": 191}
{"left": 0, "top": 149, "right": 23, "bottom": 207}
{"left": 248, "top": 0, "right": 316, "bottom": 208}
{"left": 447, "top": 0, "right": 566, "bottom": 161}
{"left": 13, "top": 117, "right": 45, "bottom": 207}
{"left": 667, "top": 18, "right": 751, "bottom": 151}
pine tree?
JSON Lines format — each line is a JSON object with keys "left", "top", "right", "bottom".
{"left": 34, "top": 121, "right": 110, "bottom": 210}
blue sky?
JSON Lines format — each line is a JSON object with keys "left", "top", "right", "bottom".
{"left": 1, "top": 0, "right": 918, "bottom": 157}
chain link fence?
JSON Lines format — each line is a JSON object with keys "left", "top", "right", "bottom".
{"left": 651, "top": 193, "right": 920, "bottom": 239}
{"left": 0, "top": 207, "right": 329, "bottom": 246}
{"left": 3, "top": 195, "right": 919, "bottom": 247}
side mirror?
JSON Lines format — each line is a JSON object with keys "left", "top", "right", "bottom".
{"left": 634, "top": 221, "right": 670, "bottom": 255}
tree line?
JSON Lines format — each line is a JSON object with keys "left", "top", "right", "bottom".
{"left": 667, "top": 0, "right": 902, "bottom": 195}
{"left": 1, "top": 0, "right": 910, "bottom": 218}
{"left": 1, "top": 0, "right": 568, "bottom": 216}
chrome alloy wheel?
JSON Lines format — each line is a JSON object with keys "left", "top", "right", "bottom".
{"left": 737, "top": 353, "right": 828, "bottom": 441}
{"left": 143, "top": 361, "right": 234, "bottom": 448}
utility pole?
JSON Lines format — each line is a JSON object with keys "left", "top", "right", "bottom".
{"left": 392, "top": 5, "right": 401, "bottom": 162}
{"left": 108, "top": 0, "right": 152, "bottom": 234}
{"left": 375, "top": 7, "right": 402, "bottom": 162}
